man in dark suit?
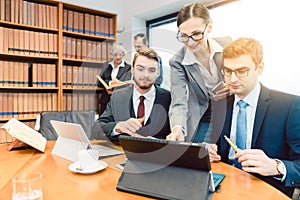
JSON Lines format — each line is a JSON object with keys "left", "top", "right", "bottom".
{"left": 97, "top": 42, "right": 132, "bottom": 115}
{"left": 209, "top": 38, "right": 300, "bottom": 198}
{"left": 95, "top": 48, "right": 171, "bottom": 141}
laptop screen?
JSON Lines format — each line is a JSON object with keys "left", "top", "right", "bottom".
{"left": 119, "top": 135, "right": 211, "bottom": 171}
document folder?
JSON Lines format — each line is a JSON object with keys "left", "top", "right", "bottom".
{"left": 117, "top": 136, "right": 212, "bottom": 200}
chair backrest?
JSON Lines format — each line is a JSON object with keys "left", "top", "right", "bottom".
{"left": 39, "top": 111, "right": 95, "bottom": 140}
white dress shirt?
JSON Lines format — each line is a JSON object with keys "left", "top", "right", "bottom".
{"left": 112, "top": 85, "right": 156, "bottom": 136}
{"left": 132, "top": 85, "right": 156, "bottom": 124}
{"left": 108, "top": 60, "right": 125, "bottom": 85}
{"left": 228, "top": 83, "right": 286, "bottom": 180}
{"left": 228, "top": 83, "right": 260, "bottom": 160}
{"left": 181, "top": 37, "right": 223, "bottom": 91}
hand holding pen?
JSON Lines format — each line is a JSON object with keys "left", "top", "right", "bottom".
{"left": 224, "top": 135, "right": 240, "bottom": 152}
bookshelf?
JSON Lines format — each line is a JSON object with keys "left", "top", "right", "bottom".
{"left": 0, "top": 0, "right": 116, "bottom": 141}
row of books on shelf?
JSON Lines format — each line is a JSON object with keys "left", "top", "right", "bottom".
{"left": 32, "top": 63, "right": 56, "bottom": 88}
{"left": 0, "top": 0, "right": 58, "bottom": 29}
{"left": 0, "top": 61, "right": 28, "bottom": 87}
{"left": 63, "top": 9, "right": 114, "bottom": 37}
{"left": 63, "top": 36, "right": 113, "bottom": 62}
{"left": 0, "top": 61, "right": 56, "bottom": 88}
{"left": 0, "top": 124, "right": 13, "bottom": 143}
{"left": 0, "top": 92, "right": 57, "bottom": 119}
{"left": 63, "top": 92, "right": 98, "bottom": 112}
{"left": 63, "top": 65, "right": 100, "bottom": 88}
{"left": 0, "top": 27, "right": 58, "bottom": 57}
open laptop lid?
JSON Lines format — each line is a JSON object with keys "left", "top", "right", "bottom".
{"left": 50, "top": 120, "right": 91, "bottom": 162}
{"left": 119, "top": 135, "right": 211, "bottom": 171}
{"left": 50, "top": 120, "right": 124, "bottom": 162}
{"left": 117, "top": 136, "right": 212, "bottom": 200}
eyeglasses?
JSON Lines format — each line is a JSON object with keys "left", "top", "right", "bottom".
{"left": 221, "top": 67, "right": 251, "bottom": 77}
{"left": 176, "top": 23, "right": 208, "bottom": 42}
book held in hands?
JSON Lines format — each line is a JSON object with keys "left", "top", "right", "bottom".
{"left": 96, "top": 75, "right": 133, "bottom": 90}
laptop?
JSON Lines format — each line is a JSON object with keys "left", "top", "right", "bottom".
{"left": 117, "top": 136, "right": 225, "bottom": 200}
{"left": 50, "top": 120, "right": 124, "bottom": 162}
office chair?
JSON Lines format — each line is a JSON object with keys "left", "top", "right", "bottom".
{"left": 38, "top": 111, "right": 95, "bottom": 140}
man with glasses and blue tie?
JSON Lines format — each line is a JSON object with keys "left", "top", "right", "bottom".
{"left": 166, "top": 2, "right": 232, "bottom": 143}
{"left": 209, "top": 37, "right": 300, "bottom": 198}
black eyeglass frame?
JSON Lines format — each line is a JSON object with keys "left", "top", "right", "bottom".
{"left": 176, "top": 23, "right": 209, "bottom": 42}
{"left": 220, "top": 67, "right": 252, "bottom": 78}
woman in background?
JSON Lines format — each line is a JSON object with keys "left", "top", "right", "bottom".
{"left": 167, "top": 3, "right": 231, "bottom": 142}
{"left": 97, "top": 42, "right": 132, "bottom": 115}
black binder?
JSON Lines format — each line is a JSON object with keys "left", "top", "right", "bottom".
{"left": 117, "top": 136, "right": 212, "bottom": 200}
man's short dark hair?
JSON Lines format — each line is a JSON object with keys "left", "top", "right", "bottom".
{"left": 134, "top": 33, "right": 148, "bottom": 45}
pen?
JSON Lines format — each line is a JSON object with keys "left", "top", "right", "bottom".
{"left": 137, "top": 117, "right": 144, "bottom": 124}
{"left": 224, "top": 135, "right": 240, "bottom": 152}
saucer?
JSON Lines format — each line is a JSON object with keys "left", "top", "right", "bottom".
{"left": 68, "top": 160, "right": 108, "bottom": 174}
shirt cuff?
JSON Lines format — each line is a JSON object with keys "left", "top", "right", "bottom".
{"left": 111, "top": 127, "right": 122, "bottom": 136}
{"left": 273, "top": 159, "right": 287, "bottom": 182}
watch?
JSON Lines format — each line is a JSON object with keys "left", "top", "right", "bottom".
{"left": 275, "top": 159, "right": 284, "bottom": 178}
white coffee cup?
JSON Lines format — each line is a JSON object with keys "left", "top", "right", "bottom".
{"left": 77, "top": 149, "right": 100, "bottom": 170}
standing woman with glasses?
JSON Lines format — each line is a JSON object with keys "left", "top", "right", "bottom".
{"left": 166, "top": 3, "right": 232, "bottom": 142}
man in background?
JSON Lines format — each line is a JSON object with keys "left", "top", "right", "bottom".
{"left": 95, "top": 48, "right": 171, "bottom": 142}
{"left": 134, "top": 33, "right": 163, "bottom": 87}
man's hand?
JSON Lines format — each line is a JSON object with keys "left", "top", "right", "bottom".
{"left": 115, "top": 118, "right": 142, "bottom": 136}
{"left": 203, "top": 142, "right": 221, "bottom": 162}
{"left": 166, "top": 127, "right": 184, "bottom": 141}
{"left": 235, "top": 149, "right": 279, "bottom": 176}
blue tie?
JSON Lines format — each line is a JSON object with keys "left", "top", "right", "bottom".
{"left": 234, "top": 100, "right": 249, "bottom": 168}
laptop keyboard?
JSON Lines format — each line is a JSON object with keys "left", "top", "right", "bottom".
{"left": 118, "top": 135, "right": 204, "bottom": 147}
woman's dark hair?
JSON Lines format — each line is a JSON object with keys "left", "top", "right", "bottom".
{"left": 177, "top": 3, "right": 211, "bottom": 27}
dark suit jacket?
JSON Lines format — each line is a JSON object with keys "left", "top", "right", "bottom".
{"left": 97, "top": 61, "right": 132, "bottom": 114}
{"left": 211, "top": 84, "right": 300, "bottom": 197}
{"left": 95, "top": 85, "right": 171, "bottom": 141}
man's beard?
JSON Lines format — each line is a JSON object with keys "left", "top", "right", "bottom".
{"left": 135, "top": 78, "right": 153, "bottom": 90}
{"left": 139, "top": 85, "right": 151, "bottom": 90}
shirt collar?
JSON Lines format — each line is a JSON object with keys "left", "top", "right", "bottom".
{"left": 182, "top": 37, "right": 223, "bottom": 65}
{"left": 109, "top": 60, "right": 125, "bottom": 68}
{"left": 234, "top": 83, "right": 261, "bottom": 108}
{"left": 133, "top": 85, "right": 156, "bottom": 101}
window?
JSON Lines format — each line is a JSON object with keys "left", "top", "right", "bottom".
{"left": 149, "top": 0, "right": 300, "bottom": 95}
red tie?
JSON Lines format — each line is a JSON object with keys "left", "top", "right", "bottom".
{"left": 137, "top": 96, "right": 145, "bottom": 119}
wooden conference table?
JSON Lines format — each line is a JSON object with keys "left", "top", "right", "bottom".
{"left": 0, "top": 141, "right": 290, "bottom": 200}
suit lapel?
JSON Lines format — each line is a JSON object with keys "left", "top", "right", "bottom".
{"left": 185, "top": 64, "right": 209, "bottom": 98}
{"left": 221, "top": 96, "right": 234, "bottom": 157}
{"left": 129, "top": 96, "right": 135, "bottom": 118}
{"left": 251, "top": 85, "right": 270, "bottom": 147}
{"left": 147, "top": 87, "right": 164, "bottom": 121}
{"left": 138, "top": 87, "right": 168, "bottom": 136}
{"left": 213, "top": 52, "right": 223, "bottom": 80}
{"left": 184, "top": 51, "right": 224, "bottom": 99}
{"left": 116, "top": 63, "right": 130, "bottom": 80}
